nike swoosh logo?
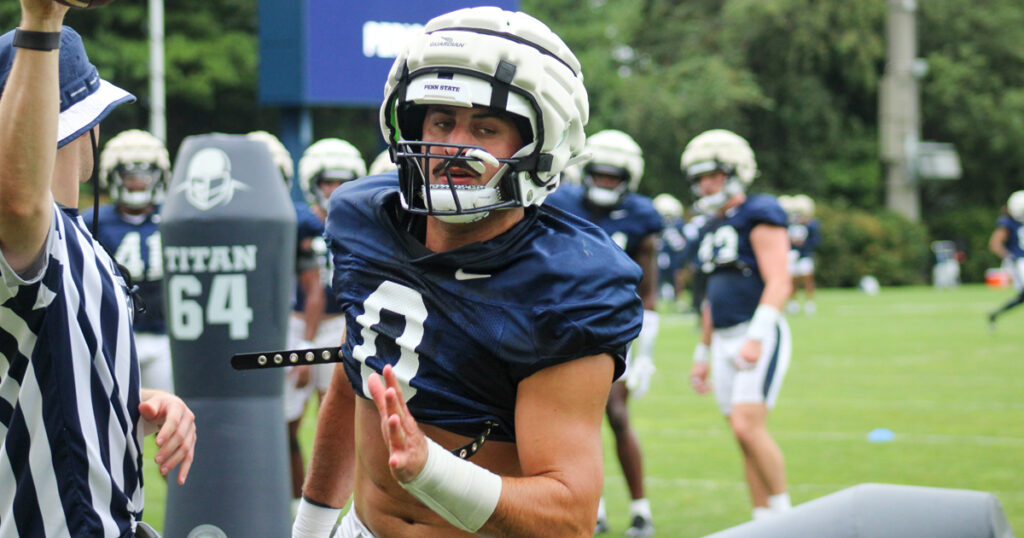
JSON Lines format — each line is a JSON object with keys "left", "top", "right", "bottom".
{"left": 455, "top": 268, "right": 491, "bottom": 280}
{"left": 610, "top": 209, "right": 629, "bottom": 219}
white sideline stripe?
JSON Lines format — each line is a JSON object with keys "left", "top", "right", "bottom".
{"left": 644, "top": 428, "right": 1024, "bottom": 446}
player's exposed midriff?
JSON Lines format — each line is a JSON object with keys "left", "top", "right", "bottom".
{"left": 352, "top": 396, "right": 521, "bottom": 537}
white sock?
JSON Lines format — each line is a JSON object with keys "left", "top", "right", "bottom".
{"left": 769, "top": 492, "right": 791, "bottom": 511}
{"left": 629, "top": 498, "right": 652, "bottom": 519}
{"left": 597, "top": 497, "right": 607, "bottom": 520}
{"left": 752, "top": 507, "right": 773, "bottom": 520}
{"left": 804, "top": 300, "right": 816, "bottom": 314}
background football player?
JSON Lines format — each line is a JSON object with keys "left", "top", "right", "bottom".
{"left": 987, "top": 190, "right": 1024, "bottom": 328}
{"left": 781, "top": 194, "right": 820, "bottom": 315}
{"left": 286, "top": 137, "right": 366, "bottom": 503}
{"left": 294, "top": 7, "right": 643, "bottom": 538}
{"left": 546, "top": 129, "right": 661, "bottom": 537}
{"left": 86, "top": 129, "right": 174, "bottom": 394}
{"left": 684, "top": 129, "right": 793, "bottom": 522}
{"left": 654, "top": 192, "right": 696, "bottom": 311}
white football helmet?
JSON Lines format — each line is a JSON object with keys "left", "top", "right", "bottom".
{"left": 368, "top": 149, "right": 398, "bottom": 176}
{"left": 248, "top": 130, "right": 294, "bottom": 186}
{"left": 652, "top": 193, "right": 684, "bottom": 220}
{"left": 380, "top": 6, "right": 589, "bottom": 223}
{"left": 793, "top": 194, "right": 816, "bottom": 219}
{"left": 1008, "top": 191, "right": 1024, "bottom": 221}
{"left": 777, "top": 194, "right": 796, "bottom": 216}
{"left": 99, "top": 129, "right": 170, "bottom": 210}
{"left": 582, "top": 129, "right": 644, "bottom": 208}
{"left": 680, "top": 129, "right": 758, "bottom": 214}
{"left": 299, "top": 138, "right": 367, "bottom": 211}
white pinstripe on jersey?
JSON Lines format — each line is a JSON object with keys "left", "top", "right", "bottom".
{"left": 0, "top": 203, "right": 143, "bottom": 537}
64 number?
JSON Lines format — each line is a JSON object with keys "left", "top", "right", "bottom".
{"left": 168, "top": 274, "right": 253, "bottom": 340}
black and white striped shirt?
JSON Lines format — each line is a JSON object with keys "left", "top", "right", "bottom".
{"left": 0, "top": 204, "right": 143, "bottom": 537}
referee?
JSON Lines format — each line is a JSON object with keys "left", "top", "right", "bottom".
{"left": 0, "top": 1, "right": 196, "bottom": 536}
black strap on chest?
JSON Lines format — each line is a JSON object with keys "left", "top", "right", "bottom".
{"left": 450, "top": 420, "right": 497, "bottom": 460}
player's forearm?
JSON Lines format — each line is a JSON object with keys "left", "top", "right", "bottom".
{"left": 0, "top": 32, "right": 59, "bottom": 269}
{"left": 303, "top": 371, "right": 356, "bottom": 507}
{"left": 759, "top": 276, "right": 792, "bottom": 311}
{"left": 481, "top": 474, "right": 600, "bottom": 538}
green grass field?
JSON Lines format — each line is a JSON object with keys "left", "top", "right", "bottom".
{"left": 141, "top": 284, "right": 1024, "bottom": 536}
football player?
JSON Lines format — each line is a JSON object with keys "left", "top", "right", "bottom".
{"left": 654, "top": 193, "right": 694, "bottom": 311}
{"left": 987, "top": 190, "right": 1024, "bottom": 328}
{"left": 684, "top": 129, "right": 793, "bottom": 521}
{"left": 546, "top": 129, "right": 661, "bottom": 536}
{"left": 293, "top": 8, "right": 643, "bottom": 538}
{"left": 285, "top": 138, "right": 366, "bottom": 502}
{"left": 782, "top": 194, "right": 820, "bottom": 315}
{"left": 85, "top": 129, "right": 175, "bottom": 394}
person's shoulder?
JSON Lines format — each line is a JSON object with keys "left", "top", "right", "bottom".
{"left": 622, "top": 193, "right": 662, "bottom": 229}
{"left": 545, "top": 183, "right": 584, "bottom": 209}
{"left": 325, "top": 173, "right": 399, "bottom": 242}
{"left": 740, "top": 194, "right": 787, "bottom": 227}
{"left": 997, "top": 214, "right": 1019, "bottom": 228}
{"left": 533, "top": 206, "right": 642, "bottom": 286}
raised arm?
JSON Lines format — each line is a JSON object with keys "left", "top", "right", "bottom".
{"left": 0, "top": 1, "right": 66, "bottom": 273}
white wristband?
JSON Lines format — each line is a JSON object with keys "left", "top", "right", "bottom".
{"left": 292, "top": 497, "right": 341, "bottom": 538}
{"left": 746, "top": 304, "right": 781, "bottom": 342}
{"left": 401, "top": 437, "right": 502, "bottom": 533}
{"left": 692, "top": 342, "right": 710, "bottom": 364}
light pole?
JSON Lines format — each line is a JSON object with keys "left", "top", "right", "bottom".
{"left": 879, "top": 0, "right": 920, "bottom": 221}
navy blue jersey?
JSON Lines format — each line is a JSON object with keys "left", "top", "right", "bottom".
{"left": 697, "top": 194, "right": 788, "bottom": 328}
{"left": 325, "top": 174, "right": 642, "bottom": 442}
{"left": 82, "top": 204, "right": 164, "bottom": 334}
{"left": 997, "top": 215, "right": 1024, "bottom": 258}
{"left": 291, "top": 202, "right": 343, "bottom": 315}
{"left": 545, "top": 184, "right": 663, "bottom": 258}
{"left": 659, "top": 217, "right": 692, "bottom": 273}
{"left": 788, "top": 218, "right": 820, "bottom": 258}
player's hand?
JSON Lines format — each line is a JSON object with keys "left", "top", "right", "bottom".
{"left": 138, "top": 390, "right": 197, "bottom": 485}
{"left": 288, "top": 364, "right": 312, "bottom": 388}
{"left": 367, "top": 364, "right": 429, "bottom": 484}
{"left": 625, "top": 354, "right": 655, "bottom": 399}
{"left": 734, "top": 339, "right": 762, "bottom": 370}
{"left": 689, "top": 362, "right": 711, "bottom": 394}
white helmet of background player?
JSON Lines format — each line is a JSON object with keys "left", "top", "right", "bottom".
{"left": 680, "top": 129, "right": 758, "bottom": 215}
{"left": 299, "top": 138, "right": 367, "bottom": 211}
{"left": 777, "top": 194, "right": 796, "bottom": 217}
{"left": 368, "top": 149, "right": 397, "bottom": 176}
{"left": 582, "top": 129, "right": 644, "bottom": 208}
{"left": 379, "top": 6, "right": 589, "bottom": 223}
{"left": 652, "top": 193, "right": 684, "bottom": 221}
{"left": 1008, "top": 190, "right": 1024, "bottom": 221}
{"left": 99, "top": 129, "right": 171, "bottom": 210}
{"left": 247, "top": 130, "right": 294, "bottom": 186}
{"left": 792, "top": 194, "right": 816, "bottom": 220}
